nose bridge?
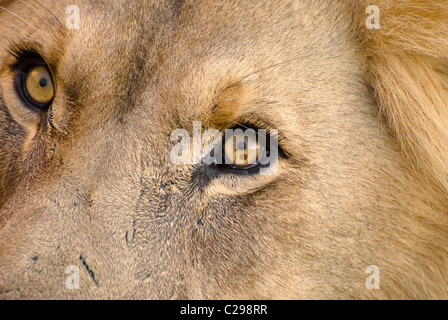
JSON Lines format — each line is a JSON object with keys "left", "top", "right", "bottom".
{"left": 133, "top": 95, "right": 207, "bottom": 211}
{"left": 135, "top": 111, "right": 189, "bottom": 200}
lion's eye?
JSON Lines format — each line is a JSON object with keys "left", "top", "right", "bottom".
{"left": 17, "top": 64, "right": 54, "bottom": 111}
{"left": 223, "top": 130, "right": 267, "bottom": 169}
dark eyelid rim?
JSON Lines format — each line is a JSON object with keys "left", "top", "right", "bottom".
{"left": 15, "top": 68, "right": 53, "bottom": 112}
{"left": 205, "top": 117, "right": 289, "bottom": 174}
{"left": 6, "top": 41, "right": 55, "bottom": 112}
{"left": 6, "top": 40, "right": 52, "bottom": 73}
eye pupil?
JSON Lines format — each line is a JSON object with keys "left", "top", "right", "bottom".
{"left": 237, "top": 141, "right": 247, "bottom": 150}
{"left": 39, "top": 78, "right": 48, "bottom": 88}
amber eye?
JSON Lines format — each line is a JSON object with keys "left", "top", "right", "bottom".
{"left": 223, "top": 130, "right": 266, "bottom": 169}
{"left": 17, "top": 65, "right": 54, "bottom": 110}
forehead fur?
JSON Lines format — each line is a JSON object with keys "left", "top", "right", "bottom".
{"left": 355, "top": 0, "right": 448, "bottom": 194}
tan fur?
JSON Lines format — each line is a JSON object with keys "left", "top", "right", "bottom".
{"left": 0, "top": 0, "right": 447, "bottom": 299}
{"left": 356, "top": 0, "right": 448, "bottom": 194}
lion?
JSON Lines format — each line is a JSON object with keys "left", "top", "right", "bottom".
{"left": 0, "top": 0, "right": 447, "bottom": 300}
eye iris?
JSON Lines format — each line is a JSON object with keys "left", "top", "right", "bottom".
{"left": 224, "top": 133, "right": 261, "bottom": 168}
{"left": 24, "top": 65, "right": 54, "bottom": 105}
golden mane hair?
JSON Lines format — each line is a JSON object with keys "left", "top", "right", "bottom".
{"left": 355, "top": 0, "right": 448, "bottom": 194}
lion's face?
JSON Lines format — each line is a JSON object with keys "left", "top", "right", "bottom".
{"left": 1, "top": 0, "right": 448, "bottom": 299}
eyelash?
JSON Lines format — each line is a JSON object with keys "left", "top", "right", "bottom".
{"left": 229, "top": 118, "right": 287, "bottom": 152}
{"left": 7, "top": 41, "right": 44, "bottom": 70}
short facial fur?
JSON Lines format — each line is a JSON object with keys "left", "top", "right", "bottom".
{"left": 0, "top": 0, "right": 448, "bottom": 299}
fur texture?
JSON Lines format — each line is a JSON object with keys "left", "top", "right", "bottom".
{"left": 357, "top": 0, "right": 448, "bottom": 194}
{"left": 0, "top": 0, "right": 447, "bottom": 299}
